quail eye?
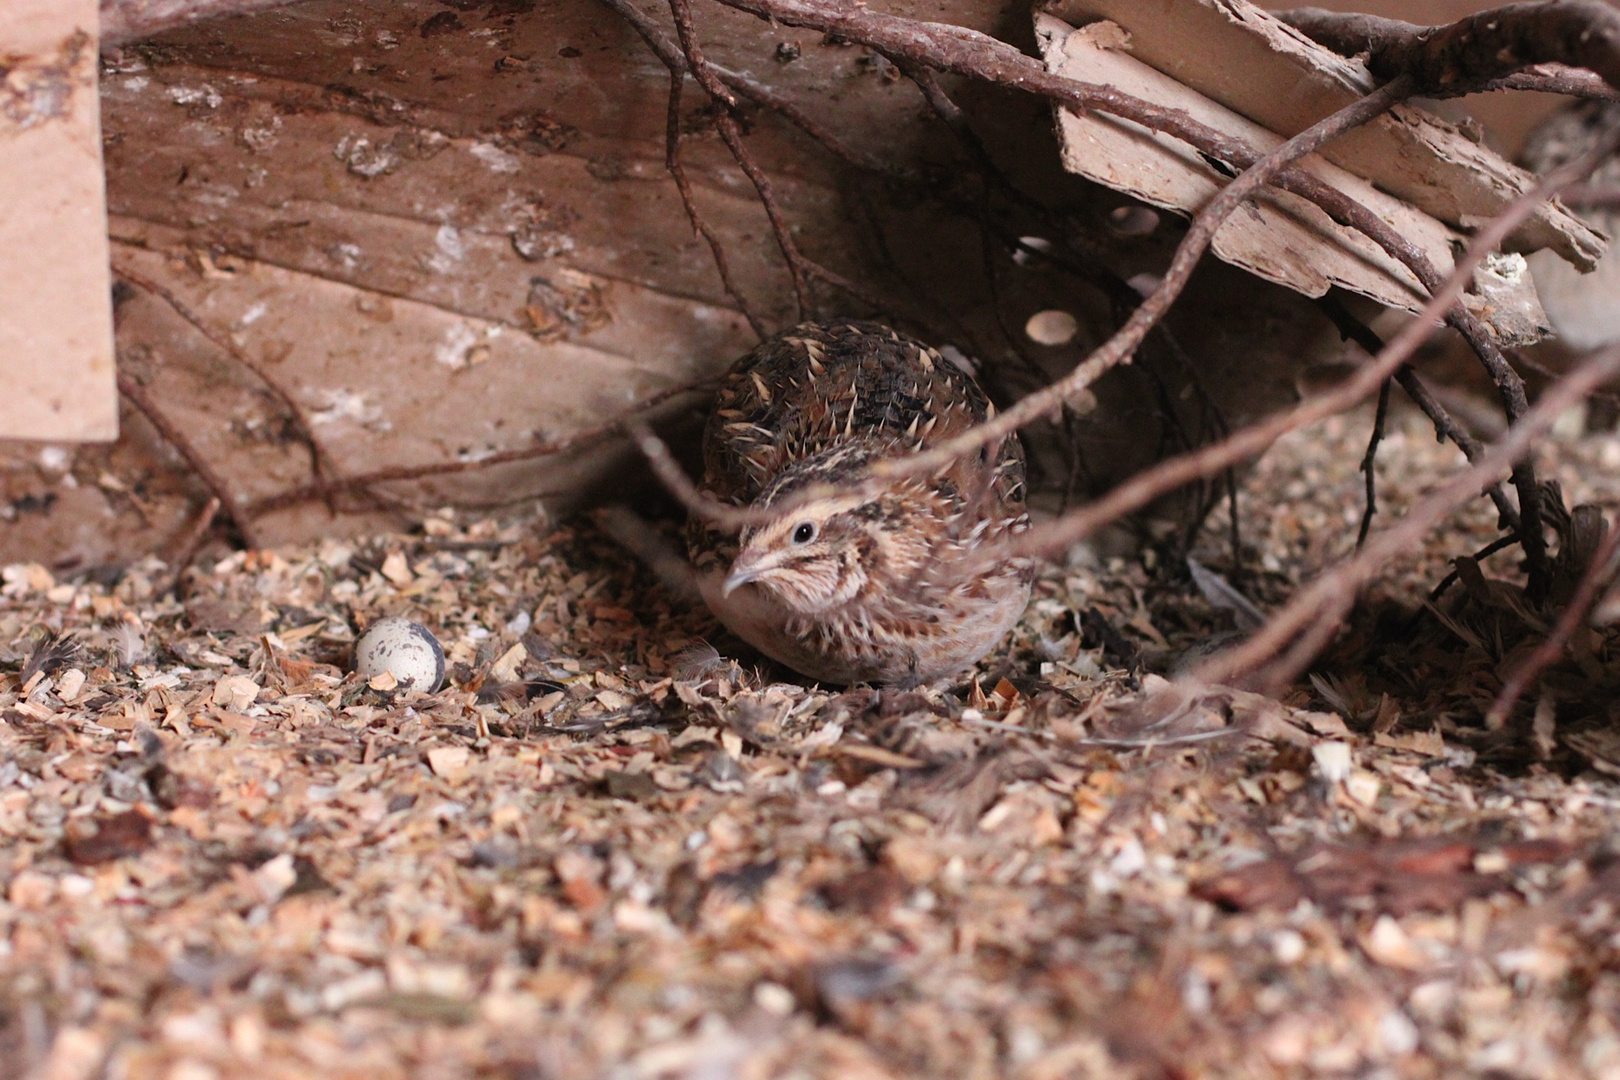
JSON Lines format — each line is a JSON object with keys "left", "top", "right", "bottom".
{"left": 791, "top": 522, "right": 816, "bottom": 545}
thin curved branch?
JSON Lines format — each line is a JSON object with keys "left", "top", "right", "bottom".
{"left": 1278, "top": 4, "right": 1620, "bottom": 92}
{"left": 601, "top": 0, "right": 769, "bottom": 338}
{"left": 1485, "top": 64, "right": 1620, "bottom": 101}
{"left": 161, "top": 496, "right": 220, "bottom": 595}
{"left": 669, "top": 0, "right": 811, "bottom": 318}
{"left": 1313, "top": 294, "right": 1521, "bottom": 536}
{"left": 1357, "top": 376, "right": 1392, "bottom": 549}
{"left": 597, "top": 0, "right": 906, "bottom": 178}
{"left": 116, "top": 372, "right": 262, "bottom": 550}
{"left": 713, "top": 110, "right": 811, "bottom": 318}
{"left": 666, "top": 0, "right": 739, "bottom": 107}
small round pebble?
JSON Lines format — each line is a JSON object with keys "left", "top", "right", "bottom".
{"left": 354, "top": 617, "right": 445, "bottom": 693}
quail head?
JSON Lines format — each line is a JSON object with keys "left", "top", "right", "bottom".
{"left": 688, "top": 321, "right": 1033, "bottom": 685}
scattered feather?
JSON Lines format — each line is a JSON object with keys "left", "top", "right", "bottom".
{"left": 672, "top": 641, "right": 725, "bottom": 680}
{"left": 1187, "top": 558, "right": 1266, "bottom": 631}
{"left": 109, "top": 621, "right": 149, "bottom": 668}
{"left": 1310, "top": 672, "right": 1357, "bottom": 720}
{"left": 20, "top": 629, "right": 81, "bottom": 685}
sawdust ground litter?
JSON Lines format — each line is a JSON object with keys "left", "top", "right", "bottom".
{"left": 6, "top": 397, "right": 1620, "bottom": 1079}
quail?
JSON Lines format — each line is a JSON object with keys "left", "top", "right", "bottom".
{"left": 689, "top": 321, "right": 1033, "bottom": 685}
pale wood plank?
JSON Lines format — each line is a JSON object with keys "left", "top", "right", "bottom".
{"left": 0, "top": 0, "right": 117, "bottom": 441}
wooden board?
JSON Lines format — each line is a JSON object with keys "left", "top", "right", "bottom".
{"left": 0, "top": 0, "right": 118, "bottom": 441}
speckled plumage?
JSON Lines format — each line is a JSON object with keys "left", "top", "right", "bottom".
{"left": 689, "top": 321, "right": 1033, "bottom": 685}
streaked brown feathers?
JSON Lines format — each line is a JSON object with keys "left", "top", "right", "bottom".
{"left": 689, "top": 321, "right": 1032, "bottom": 685}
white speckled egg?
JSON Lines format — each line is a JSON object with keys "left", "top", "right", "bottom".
{"left": 354, "top": 617, "right": 445, "bottom": 693}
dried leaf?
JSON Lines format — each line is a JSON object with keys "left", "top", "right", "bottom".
{"left": 64, "top": 810, "right": 153, "bottom": 865}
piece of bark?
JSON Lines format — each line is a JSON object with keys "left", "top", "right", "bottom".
{"left": 1036, "top": 13, "right": 1551, "bottom": 346}
{"left": 1044, "top": 22, "right": 1449, "bottom": 304}
{"left": 1044, "top": 0, "right": 1605, "bottom": 273}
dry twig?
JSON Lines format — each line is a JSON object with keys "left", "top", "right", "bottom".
{"left": 116, "top": 372, "right": 263, "bottom": 550}
{"left": 161, "top": 496, "right": 221, "bottom": 595}
{"left": 667, "top": 0, "right": 810, "bottom": 320}
{"left": 1358, "top": 376, "right": 1393, "bottom": 550}
{"left": 1314, "top": 294, "right": 1520, "bottom": 537}
{"left": 1278, "top": 4, "right": 1620, "bottom": 91}
{"left": 1487, "top": 515, "right": 1620, "bottom": 726}
{"left": 669, "top": 0, "right": 897, "bottom": 319}
{"left": 596, "top": 0, "right": 769, "bottom": 337}
{"left": 112, "top": 261, "right": 329, "bottom": 482}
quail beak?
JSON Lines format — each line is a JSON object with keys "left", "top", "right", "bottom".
{"left": 723, "top": 552, "right": 772, "bottom": 597}
{"left": 722, "top": 563, "right": 761, "bottom": 597}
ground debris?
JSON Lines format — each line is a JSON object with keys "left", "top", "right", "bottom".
{"left": 3, "top": 403, "right": 1620, "bottom": 1077}
{"left": 1194, "top": 834, "right": 1572, "bottom": 915}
